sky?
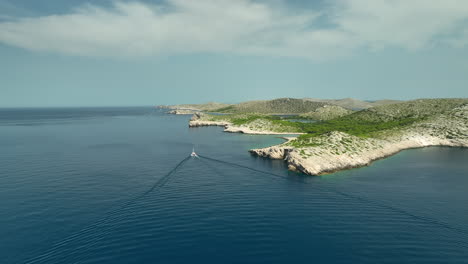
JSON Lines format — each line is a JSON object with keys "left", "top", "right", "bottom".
{"left": 1, "top": 0, "right": 468, "bottom": 107}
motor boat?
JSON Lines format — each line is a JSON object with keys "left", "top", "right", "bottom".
{"left": 191, "top": 147, "right": 199, "bottom": 157}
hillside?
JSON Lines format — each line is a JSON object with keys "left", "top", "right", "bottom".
{"left": 298, "top": 105, "right": 353, "bottom": 120}
{"left": 189, "top": 98, "right": 468, "bottom": 175}
{"left": 343, "top": 98, "right": 468, "bottom": 122}
{"left": 191, "top": 99, "right": 468, "bottom": 137}
{"left": 162, "top": 102, "right": 232, "bottom": 111}
{"left": 305, "top": 98, "right": 402, "bottom": 110}
{"left": 162, "top": 97, "right": 403, "bottom": 114}
{"left": 251, "top": 98, "right": 468, "bottom": 175}
{"left": 214, "top": 98, "right": 328, "bottom": 114}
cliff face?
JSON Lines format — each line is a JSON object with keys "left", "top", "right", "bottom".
{"left": 251, "top": 132, "right": 467, "bottom": 175}
{"left": 250, "top": 104, "right": 468, "bottom": 175}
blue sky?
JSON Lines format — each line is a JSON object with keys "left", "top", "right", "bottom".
{"left": 1, "top": 0, "right": 467, "bottom": 107}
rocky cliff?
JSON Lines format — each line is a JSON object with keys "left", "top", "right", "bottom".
{"left": 250, "top": 104, "right": 468, "bottom": 175}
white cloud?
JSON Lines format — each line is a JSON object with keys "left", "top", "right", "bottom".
{"left": 333, "top": 0, "right": 468, "bottom": 50}
{"left": 0, "top": 0, "right": 467, "bottom": 59}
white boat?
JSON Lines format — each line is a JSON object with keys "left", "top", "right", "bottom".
{"left": 191, "top": 147, "right": 199, "bottom": 157}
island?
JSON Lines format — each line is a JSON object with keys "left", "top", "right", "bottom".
{"left": 162, "top": 98, "right": 468, "bottom": 175}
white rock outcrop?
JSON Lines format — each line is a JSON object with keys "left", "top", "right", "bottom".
{"left": 167, "top": 109, "right": 199, "bottom": 115}
{"left": 188, "top": 113, "right": 304, "bottom": 135}
{"left": 250, "top": 105, "right": 468, "bottom": 175}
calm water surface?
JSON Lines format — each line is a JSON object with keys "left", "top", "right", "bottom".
{"left": 1, "top": 107, "right": 467, "bottom": 264}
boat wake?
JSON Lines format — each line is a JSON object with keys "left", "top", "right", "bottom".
{"left": 24, "top": 151, "right": 468, "bottom": 263}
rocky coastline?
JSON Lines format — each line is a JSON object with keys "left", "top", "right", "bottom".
{"left": 250, "top": 131, "right": 467, "bottom": 175}
{"left": 189, "top": 103, "right": 468, "bottom": 175}
{"left": 250, "top": 104, "right": 468, "bottom": 175}
{"left": 189, "top": 115, "right": 304, "bottom": 135}
{"left": 167, "top": 109, "right": 199, "bottom": 115}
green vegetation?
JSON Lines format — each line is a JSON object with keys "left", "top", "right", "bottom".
{"left": 343, "top": 98, "right": 468, "bottom": 122}
{"left": 228, "top": 114, "right": 275, "bottom": 125}
{"left": 289, "top": 138, "right": 323, "bottom": 148}
{"left": 211, "top": 105, "right": 236, "bottom": 113}
{"left": 200, "top": 111, "right": 422, "bottom": 138}
{"left": 165, "top": 98, "right": 405, "bottom": 114}
{"left": 196, "top": 98, "right": 468, "bottom": 148}
{"left": 294, "top": 116, "right": 422, "bottom": 143}
{"left": 289, "top": 99, "right": 468, "bottom": 147}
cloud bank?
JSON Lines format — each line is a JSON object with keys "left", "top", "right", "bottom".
{"left": 0, "top": 0, "right": 467, "bottom": 59}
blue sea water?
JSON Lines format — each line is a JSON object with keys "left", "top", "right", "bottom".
{"left": 1, "top": 107, "right": 468, "bottom": 264}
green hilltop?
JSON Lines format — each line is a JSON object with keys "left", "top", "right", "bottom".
{"left": 162, "top": 102, "right": 232, "bottom": 111}
{"left": 290, "top": 98, "right": 468, "bottom": 146}
{"left": 164, "top": 97, "right": 404, "bottom": 115}
{"left": 343, "top": 98, "right": 468, "bottom": 122}
{"left": 305, "top": 98, "right": 402, "bottom": 110}
{"left": 194, "top": 98, "right": 468, "bottom": 142}
{"left": 190, "top": 98, "right": 468, "bottom": 175}
{"left": 213, "top": 98, "right": 329, "bottom": 114}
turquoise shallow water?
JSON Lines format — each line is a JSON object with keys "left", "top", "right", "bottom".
{"left": 1, "top": 107, "right": 468, "bottom": 264}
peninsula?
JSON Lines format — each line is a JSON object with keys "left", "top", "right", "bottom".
{"left": 162, "top": 98, "right": 468, "bottom": 175}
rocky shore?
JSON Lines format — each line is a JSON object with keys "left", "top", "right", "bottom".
{"left": 250, "top": 105, "right": 468, "bottom": 175}
{"left": 250, "top": 131, "right": 467, "bottom": 175}
{"left": 187, "top": 101, "right": 467, "bottom": 176}
{"left": 189, "top": 120, "right": 230, "bottom": 127}
{"left": 167, "top": 109, "right": 199, "bottom": 115}
{"left": 189, "top": 113, "right": 304, "bottom": 135}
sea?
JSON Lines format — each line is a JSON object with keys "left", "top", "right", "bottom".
{"left": 1, "top": 107, "right": 467, "bottom": 264}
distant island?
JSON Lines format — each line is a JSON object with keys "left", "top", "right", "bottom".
{"left": 159, "top": 98, "right": 468, "bottom": 175}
